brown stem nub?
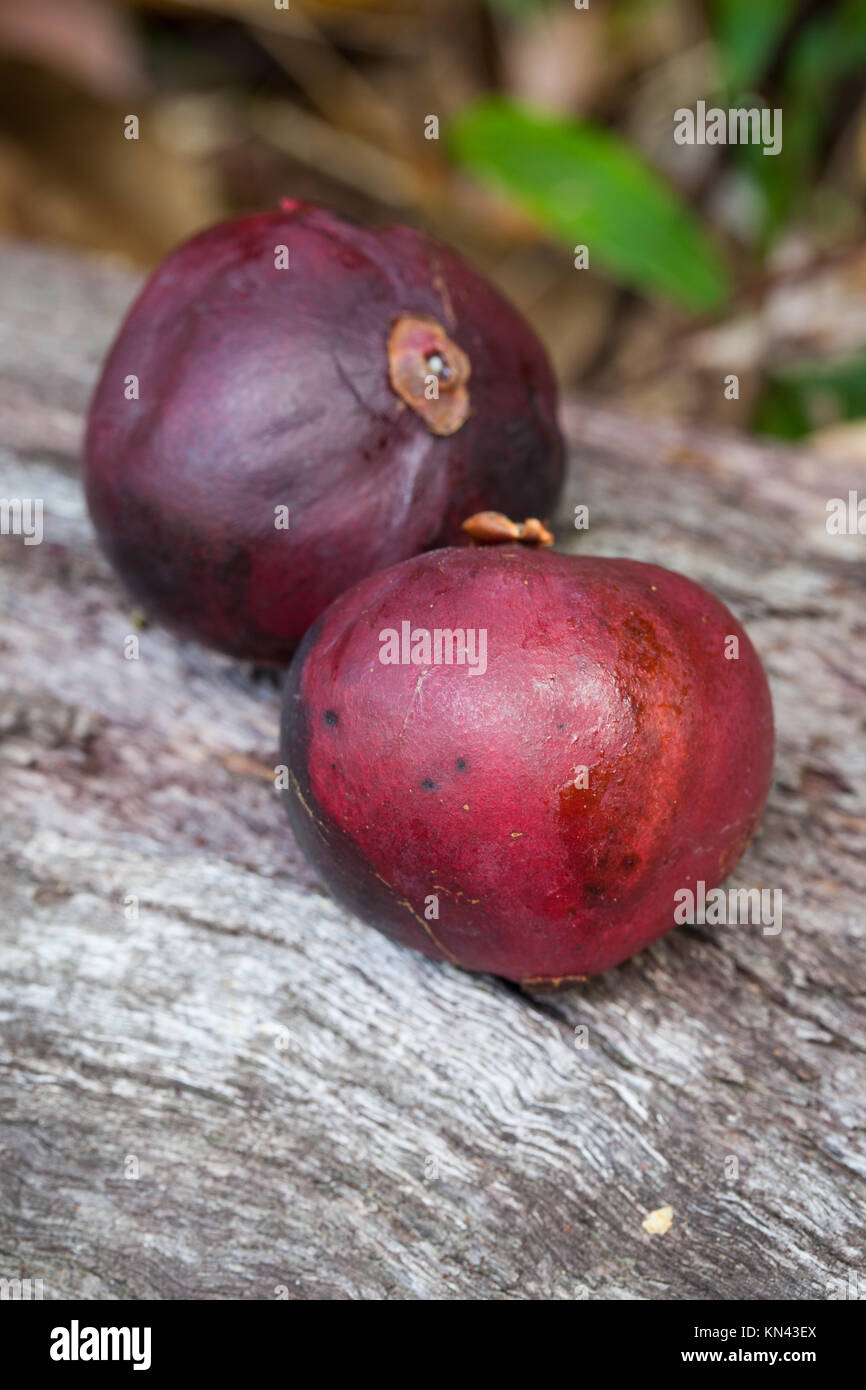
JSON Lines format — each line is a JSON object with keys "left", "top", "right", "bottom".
{"left": 461, "top": 511, "right": 554, "bottom": 547}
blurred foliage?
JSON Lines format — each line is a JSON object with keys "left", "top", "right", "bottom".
{"left": 0, "top": 0, "right": 865, "bottom": 444}
{"left": 449, "top": 96, "right": 730, "bottom": 311}
{"left": 710, "top": 0, "right": 796, "bottom": 92}
{"left": 715, "top": 0, "right": 866, "bottom": 245}
{"left": 755, "top": 349, "right": 866, "bottom": 439}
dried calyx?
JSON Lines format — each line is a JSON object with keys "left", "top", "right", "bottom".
{"left": 461, "top": 511, "right": 554, "bottom": 546}
{"left": 388, "top": 313, "right": 471, "bottom": 436}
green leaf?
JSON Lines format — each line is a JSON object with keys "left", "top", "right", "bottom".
{"left": 449, "top": 97, "right": 730, "bottom": 313}
{"left": 732, "top": 102, "right": 817, "bottom": 247}
{"left": 753, "top": 350, "right": 866, "bottom": 439}
{"left": 786, "top": 0, "right": 866, "bottom": 88}
{"left": 752, "top": 379, "right": 811, "bottom": 440}
{"left": 736, "top": 0, "right": 866, "bottom": 246}
{"left": 486, "top": 0, "right": 553, "bottom": 17}
{"left": 709, "top": 0, "right": 797, "bottom": 93}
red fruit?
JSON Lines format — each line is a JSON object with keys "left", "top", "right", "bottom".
{"left": 84, "top": 203, "right": 563, "bottom": 662}
{"left": 281, "top": 545, "right": 774, "bottom": 983}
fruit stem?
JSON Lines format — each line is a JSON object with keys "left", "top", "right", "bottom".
{"left": 461, "top": 511, "right": 554, "bottom": 547}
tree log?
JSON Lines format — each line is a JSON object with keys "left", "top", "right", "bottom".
{"left": 0, "top": 242, "right": 864, "bottom": 1300}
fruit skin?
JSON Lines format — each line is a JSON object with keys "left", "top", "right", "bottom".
{"left": 281, "top": 546, "right": 774, "bottom": 983}
{"left": 84, "top": 202, "right": 564, "bottom": 663}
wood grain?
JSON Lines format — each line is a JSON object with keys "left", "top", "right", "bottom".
{"left": 0, "top": 242, "right": 864, "bottom": 1300}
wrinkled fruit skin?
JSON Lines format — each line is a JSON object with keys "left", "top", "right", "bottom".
{"left": 84, "top": 202, "right": 564, "bottom": 663}
{"left": 281, "top": 547, "right": 774, "bottom": 983}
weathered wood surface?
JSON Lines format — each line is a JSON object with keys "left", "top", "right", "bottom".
{"left": 0, "top": 240, "right": 864, "bottom": 1301}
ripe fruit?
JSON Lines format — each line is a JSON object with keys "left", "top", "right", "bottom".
{"left": 84, "top": 202, "right": 564, "bottom": 663}
{"left": 281, "top": 541, "right": 773, "bottom": 983}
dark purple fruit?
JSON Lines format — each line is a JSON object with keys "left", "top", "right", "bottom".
{"left": 84, "top": 202, "right": 564, "bottom": 662}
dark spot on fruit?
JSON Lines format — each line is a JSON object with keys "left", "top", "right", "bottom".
{"left": 584, "top": 882, "right": 606, "bottom": 904}
{"left": 456, "top": 757, "right": 467, "bottom": 770}
{"left": 323, "top": 709, "right": 339, "bottom": 726}
{"left": 621, "top": 853, "right": 640, "bottom": 870}
{"left": 420, "top": 778, "right": 436, "bottom": 790}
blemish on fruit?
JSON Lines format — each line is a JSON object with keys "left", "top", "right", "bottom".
{"left": 621, "top": 610, "right": 667, "bottom": 675}
{"left": 558, "top": 762, "right": 611, "bottom": 817}
{"left": 323, "top": 709, "right": 339, "bottom": 726}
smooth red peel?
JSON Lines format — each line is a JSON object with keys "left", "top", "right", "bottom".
{"left": 281, "top": 545, "right": 774, "bottom": 982}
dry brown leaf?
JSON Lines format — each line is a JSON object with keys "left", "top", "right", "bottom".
{"left": 499, "top": 4, "right": 610, "bottom": 115}
{"left": 809, "top": 420, "right": 866, "bottom": 466}
{"left": 0, "top": 68, "right": 224, "bottom": 261}
{"left": 0, "top": 0, "right": 146, "bottom": 102}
